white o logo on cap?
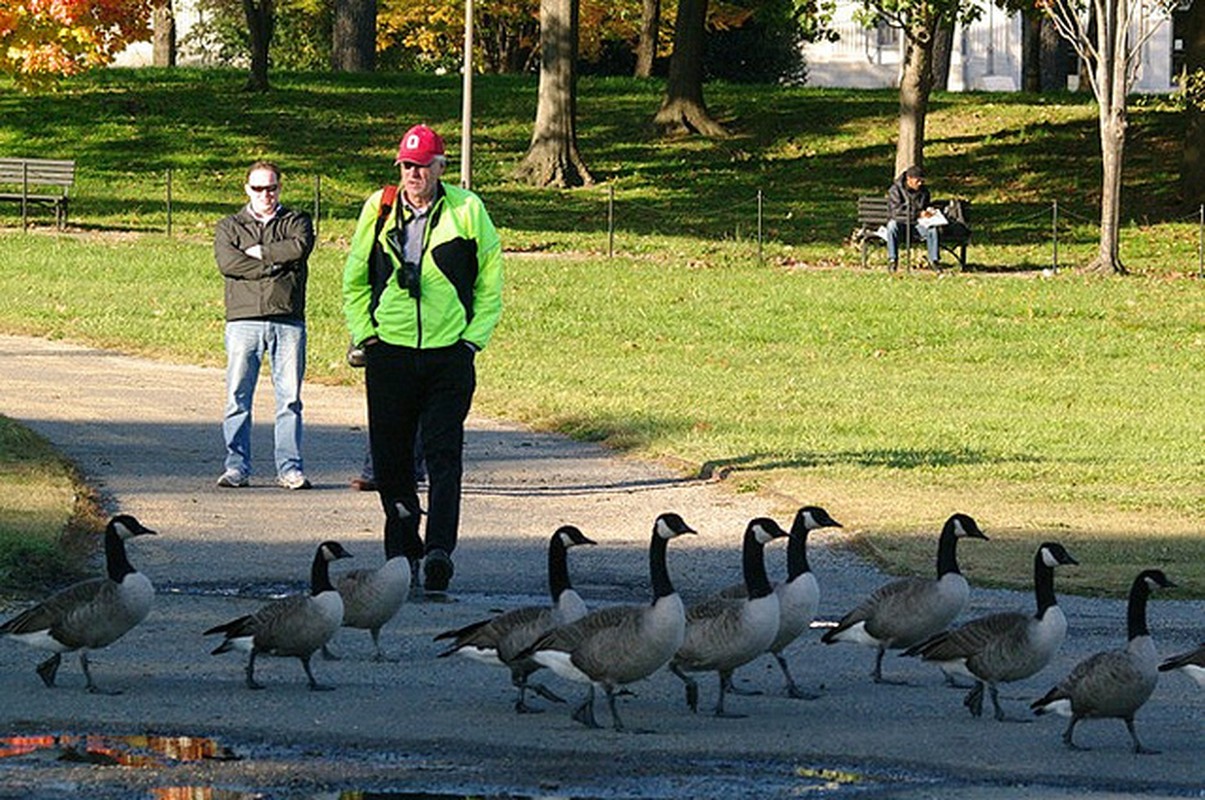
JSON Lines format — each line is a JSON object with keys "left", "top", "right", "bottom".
{"left": 406, "top": 134, "right": 421, "bottom": 149}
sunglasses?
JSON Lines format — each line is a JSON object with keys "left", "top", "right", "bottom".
{"left": 248, "top": 184, "right": 279, "bottom": 193}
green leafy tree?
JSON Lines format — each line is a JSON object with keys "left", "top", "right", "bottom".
{"left": 0, "top": 0, "right": 151, "bottom": 90}
{"left": 1043, "top": 0, "right": 1182, "bottom": 273}
{"left": 856, "top": 0, "right": 982, "bottom": 175}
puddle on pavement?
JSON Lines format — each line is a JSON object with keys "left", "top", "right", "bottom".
{"left": 0, "top": 732, "right": 898, "bottom": 798}
{"left": 0, "top": 733, "right": 240, "bottom": 767}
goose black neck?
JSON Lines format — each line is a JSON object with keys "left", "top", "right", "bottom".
{"left": 1126, "top": 576, "right": 1152, "bottom": 640}
{"left": 742, "top": 529, "right": 774, "bottom": 599}
{"left": 935, "top": 525, "right": 962, "bottom": 578}
{"left": 785, "top": 528, "right": 811, "bottom": 581}
{"left": 649, "top": 531, "right": 676, "bottom": 601}
{"left": 310, "top": 549, "right": 335, "bottom": 596}
{"left": 104, "top": 525, "right": 136, "bottom": 582}
{"left": 548, "top": 535, "right": 572, "bottom": 601}
{"left": 1032, "top": 550, "right": 1058, "bottom": 617}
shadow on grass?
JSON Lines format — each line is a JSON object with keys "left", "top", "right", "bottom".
{"left": 698, "top": 447, "right": 1043, "bottom": 479}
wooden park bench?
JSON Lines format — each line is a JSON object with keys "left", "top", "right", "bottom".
{"left": 0, "top": 158, "right": 76, "bottom": 229}
{"left": 855, "top": 195, "right": 972, "bottom": 270}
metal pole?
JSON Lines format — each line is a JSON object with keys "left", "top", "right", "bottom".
{"left": 460, "top": 0, "right": 474, "bottom": 190}
{"left": 1197, "top": 203, "right": 1203, "bottom": 279}
{"left": 757, "top": 189, "right": 764, "bottom": 264}
{"left": 166, "top": 168, "right": 173, "bottom": 237}
{"left": 1052, "top": 199, "right": 1059, "bottom": 271}
{"left": 21, "top": 162, "right": 28, "bottom": 231}
{"left": 313, "top": 174, "right": 321, "bottom": 243}
{"left": 607, "top": 183, "right": 615, "bottom": 259}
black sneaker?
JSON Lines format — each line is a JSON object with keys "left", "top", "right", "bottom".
{"left": 423, "top": 549, "right": 454, "bottom": 592}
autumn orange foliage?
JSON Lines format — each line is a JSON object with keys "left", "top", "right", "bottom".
{"left": 0, "top": 0, "right": 152, "bottom": 90}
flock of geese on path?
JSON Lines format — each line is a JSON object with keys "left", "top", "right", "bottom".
{"left": 1, "top": 510, "right": 1201, "bottom": 752}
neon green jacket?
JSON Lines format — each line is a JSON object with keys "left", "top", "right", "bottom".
{"left": 343, "top": 183, "right": 503, "bottom": 350}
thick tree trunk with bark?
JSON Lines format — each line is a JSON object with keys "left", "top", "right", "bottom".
{"left": 152, "top": 0, "right": 176, "bottom": 67}
{"left": 1182, "top": 0, "right": 1205, "bottom": 204}
{"left": 516, "top": 0, "right": 594, "bottom": 188}
{"left": 332, "top": 0, "right": 376, "bottom": 72}
{"left": 635, "top": 0, "right": 660, "bottom": 77}
{"left": 896, "top": 19, "right": 937, "bottom": 176}
{"left": 242, "top": 0, "right": 274, "bottom": 92}
{"left": 1021, "top": 11, "right": 1041, "bottom": 92}
{"left": 930, "top": 21, "right": 953, "bottom": 91}
{"left": 654, "top": 0, "right": 728, "bottom": 137}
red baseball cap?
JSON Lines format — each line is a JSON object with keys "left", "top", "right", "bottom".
{"left": 394, "top": 124, "right": 445, "bottom": 166}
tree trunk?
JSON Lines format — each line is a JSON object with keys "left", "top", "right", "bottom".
{"left": 1090, "top": 20, "right": 1128, "bottom": 275}
{"left": 516, "top": 0, "right": 594, "bottom": 188}
{"left": 1021, "top": 11, "right": 1041, "bottom": 93}
{"left": 655, "top": 0, "right": 727, "bottom": 136}
{"left": 895, "top": 18, "right": 937, "bottom": 176}
{"left": 635, "top": 0, "right": 660, "bottom": 78}
{"left": 242, "top": 0, "right": 274, "bottom": 92}
{"left": 152, "top": 0, "right": 176, "bottom": 67}
{"left": 930, "top": 21, "right": 953, "bottom": 91}
{"left": 332, "top": 0, "right": 376, "bottom": 72}
{"left": 1039, "top": 16, "right": 1068, "bottom": 92}
{"left": 1181, "top": 0, "right": 1205, "bottom": 204}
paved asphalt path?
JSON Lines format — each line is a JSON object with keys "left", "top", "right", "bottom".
{"left": 0, "top": 333, "right": 1200, "bottom": 799}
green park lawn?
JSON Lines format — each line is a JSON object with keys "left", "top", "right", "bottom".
{"left": 0, "top": 69, "right": 1201, "bottom": 598}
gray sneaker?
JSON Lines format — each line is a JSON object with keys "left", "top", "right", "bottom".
{"left": 278, "top": 471, "right": 312, "bottom": 490}
{"left": 216, "top": 470, "right": 249, "bottom": 488}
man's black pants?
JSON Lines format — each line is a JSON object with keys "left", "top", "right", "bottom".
{"left": 364, "top": 341, "right": 476, "bottom": 562}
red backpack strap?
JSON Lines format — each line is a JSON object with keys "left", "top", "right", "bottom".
{"left": 378, "top": 184, "right": 398, "bottom": 223}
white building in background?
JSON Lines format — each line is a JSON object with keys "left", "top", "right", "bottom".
{"left": 802, "top": 0, "right": 1184, "bottom": 94}
{"left": 112, "top": 0, "right": 210, "bottom": 68}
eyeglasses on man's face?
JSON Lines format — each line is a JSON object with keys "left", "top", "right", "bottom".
{"left": 400, "top": 161, "right": 432, "bottom": 172}
{"left": 248, "top": 184, "right": 279, "bottom": 193}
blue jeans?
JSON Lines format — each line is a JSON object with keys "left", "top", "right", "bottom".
{"left": 886, "top": 220, "right": 940, "bottom": 264}
{"left": 222, "top": 319, "right": 306, "bottom": 478}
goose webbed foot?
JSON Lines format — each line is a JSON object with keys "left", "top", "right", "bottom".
{"left": 36, "top": 653, "right": 62, "bottom": 688}
{"left": 1062, "top": 720, "right": 1088, "bottom": 751}
{"left": 671, "top": 664, "right": 699, "bottom": 712}
{"left": 245, "top": 653, "right": 265, "bottom": 689}
{"left": 963, "top": 682, "right": 985, "bottom": 717}
{"left": 514, "top": 699, "right": 545, "bottom": 714}
{"left": 80, "top": 654, "right": 119, "bottom": 695}
{"left": 1126, "top": 720, "right": 1158, "bottom": 755}
{"left": 988, "top": 688, "right": 1028, "bottom": 722}
{"left": 571, "top": 688, "right": 601, "bottom": 729}
{"left": 870, "top": 650, "right": 909, "bottom": 685}
{"left": 776, "top": 655, "right": 820, "bottom": 699}
{"left": 528, "top": 681, "right": 566, "bottom": 704}
{"left": 301, "top": 657, "right": 334, "bottom": 691}
{"left": 785, "top": 683, "right": 822, "bottom": 700}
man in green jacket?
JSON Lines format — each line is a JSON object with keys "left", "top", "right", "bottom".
{"left": 343, "top": 124, "right": 503, "bottom": 593}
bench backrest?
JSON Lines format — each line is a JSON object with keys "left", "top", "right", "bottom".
{"left": 0, "top": 159, "right": 76, "bottom": 191}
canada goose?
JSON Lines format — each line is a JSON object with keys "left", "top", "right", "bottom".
{"left": 670, "top": 517, "right": 790, "bottom": 717}
{"left": 719, "top": 505, "right": 843, "bottom": 698}
{"left": 820, "top": 513, "right": 988, "bottom": 684}
{"left": 520, "top": 512, "right": 696, "bottom": 732}
{"left": 1158, "top": 643, "right": 1205, "bottom": 688}
{"left": 324, "top": 520, "right": 412, "bottom": 661}
{"left": 1031, "top": 569, "right": 1176, "bottom": 754}
{"left": 904, "top": 541, "right": 1078, "bottom": 720}
{"left": 434, "top": 524, "right": 596, "bottom": 712}
{"left": 204, "top": 540, "right": 352, "bottom": 691}
{"left": 0, "top": 514, "right": 156, "bottom": 694}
